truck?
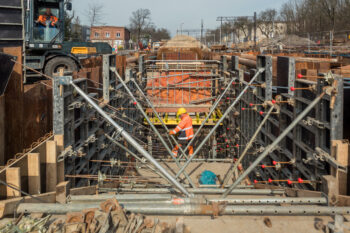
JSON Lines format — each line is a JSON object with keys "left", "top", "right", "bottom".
{"left": 0, "top": 0, "right": 108, "bottom": 81}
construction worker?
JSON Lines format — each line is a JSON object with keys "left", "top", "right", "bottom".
{"left": 36, "top": 8, "right": 58, "bottom": 27}
{"left": 169, "top": 108, "right": 194, "bottom": 157}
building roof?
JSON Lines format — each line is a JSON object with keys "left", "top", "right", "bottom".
{"left": 91, "top": 26, "right": 129, "bottom": 30}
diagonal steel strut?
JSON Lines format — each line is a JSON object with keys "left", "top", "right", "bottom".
{"left": 175, "top": 68, "right": 265, "bottom": 178}
{"left": 131, "top": 78, "right": 189, "bottom": 161}
{"left": 221, "top": 91, "right": 326, "bottom": 198}
{"left": 178, "top": 76, "right": 237, "bottom": 160}
{"left": 114, "top": 71, "right": 196, "bottom": 187}
{"left": 105, "top": 134, "right": 170, "bottom": 183}
{"left": 69, "top": 80, "right": 192, "bottom": 197}
{"left": 221, "top": 105, "right": 275, "bottom": 187}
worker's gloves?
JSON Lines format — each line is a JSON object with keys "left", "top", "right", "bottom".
{"left": 169, "top": 131, "right": 175, "bottom": 135}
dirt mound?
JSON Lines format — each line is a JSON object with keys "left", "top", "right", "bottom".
{"left": 163, "top": 35, "right": 202, "bottom": 48}
{"left": 158, "top": 35, "right": 211, "bottom": 60}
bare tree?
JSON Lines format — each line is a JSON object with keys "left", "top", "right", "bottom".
{"left": 85, "top": 3, "right": 104, "bottom": 27}
{"left": 257, "top": 9, "right": 278, "bottom": 38}
{"left": 318, "top": 0, "right": 339, "bottom": 31}
{"left": 129, "top": 9, "right": 152, "bottom": 42}
{"left": 72, "top": 16, "right": 82, "bottom": 41}
{"left": 234, "top": 17, "right": 252, "bottom": 40}
{"left": 279, "top": 0, "right": 350, "bottom": 35}
{"left": 64, "top": 0, "right": 75, "bottom": 41}
{"left": 145, "top": 27, "right": 171, "bottom": 41}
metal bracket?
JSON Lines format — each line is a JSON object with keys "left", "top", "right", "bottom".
{"left": 323, "top": 71, "right": 336, "bottom": 86}
{"left": 98, "top": 171, "right": 107, "bottom": 183}
{"left": 302, "top": 117, "right": 325, "bottom": 129}
{"left": 76, "top": 147, "right": 86, "bottom": 157}
{"left": 303, "top": 152, "right": 325, "bottom": 169}
{"left": 57, "top": 76, "right": 73, "bottom": 85}
{"left": 84, "top": 135, "right": 97, "bottom": 146}
{"left": 111, "top": 130, "right": 123, "bottom": 142}
{"left": 313, "top": 147, "right": 347, "bottom": 172}
{"left": 110, "top": 158, "right": 118, "bottom": 167}
{"left": 57, "top": 146, "right": 76, "bottom": 162}
{"left": 68, "top": 101, "right": 85, "bottom": 110}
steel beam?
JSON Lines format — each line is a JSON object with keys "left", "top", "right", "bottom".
{"left": 222, "top": 105, "right": 275, "bottom": 186}
{"left": 114, "top": 71, "right": 196, "bottom": 187}
{"left": 175, "top": 68, "right": 264, "bottom": 178}
{"left": 69, "top": 195, "right": 327, "bottom": 205}
{"left": 104, "top": 134, "right": 169, "bottom": 182}
{"left": 68, "top": 78, "right": 192, "bottom": 197}
{"left": 98, "top": 187, "right": 284, "bottom": 195}
{"left": 178, "top": 76, "right": 237, "bottom": 159}
{"left": 131, "top": 78, "right": 188, "bottom": 160}
{"left": 222, "top": 91, "right": 326, "bottom": 198}
{"left": 17, "top": 203, "right": 350, "bottom": 216}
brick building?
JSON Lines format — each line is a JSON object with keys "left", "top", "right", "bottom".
{"left": 90, "top": 26, "right": 131, "bottom": 50}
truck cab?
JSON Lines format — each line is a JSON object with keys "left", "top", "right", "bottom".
{"left": 25, "top": 0, "right": 79, "bottom": 79}
{"left": 26, "top": 0, "right": 66, "bottom": 48}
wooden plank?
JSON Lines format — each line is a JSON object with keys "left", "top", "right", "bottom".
{"left": 33, "top": 137, "right": 47, "bottom": 192}
{"left": 0, "top": 192, "right": 55, "bottom": 218}
{"left": 0, "top": 95, "right": 4, "bottom": 166}
{"left": 337, "top": 170, "right": 348, "bottom": 195}
{"left": 0, "top": 136, "right": 53, "bottom": 198}
{"left": 331, "top": 140, "right": 349, "bottom": 195}
{"left": 337, "top": 195, "right": 350, "bottom": 207}
{"left": 70, "top": 186, "right": 97, "bottom": 196}
{"left": 321, "top": 175, "right": 339, "bottom": 205}
{"left": 54, "top": 135, "right": 65, "bottom": 183}
{"left": 0, "top": 166, "right": 6, "bottom": 199}
{"left": 27, "top": 153, "right": 41, "bottom": 195}
{"left": 332, "top": 140, "right": 349, "bottom": 166}
{"left": 56, "top": 181, "right": 70, "bottom": 204}
{"left": 14, "top": 155, "right": 28, "bottom": 196}
{"left": 46, "top": 140, "right": 57, "bottom": 192}
{"left": 6, "top": 167, "right": 21, "bottom": 198}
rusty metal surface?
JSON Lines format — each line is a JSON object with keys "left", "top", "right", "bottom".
{"left": 1, "top": 47, "right": 23, "bottom": 162}
{"left": 0, "top": 53, "right": 15, "bottom": 95}
{"left": 23, "top": 84, "right": 52, "bottom": 150}
{"left": 0, "top": 95, "right": 4, "bottom": 166}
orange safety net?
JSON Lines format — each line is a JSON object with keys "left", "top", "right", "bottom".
{"left": 146, "top": 71, "right": 212, "bottom": 105}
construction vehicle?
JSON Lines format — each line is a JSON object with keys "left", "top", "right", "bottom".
{"left": 24, "top": 0, "right": 81, "bottom": 78}
{"left": 0, "top": 0, "right": 107, "bottom": 81}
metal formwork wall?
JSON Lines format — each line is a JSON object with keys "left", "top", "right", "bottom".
{"left": 0, "top": 0, "right": 23, "bottom": 47}
{"left": 228, "top": 55, "right": 345, "bottom": 191}
{"left": 53, "top": 55, "right": 136, "bottom": 187}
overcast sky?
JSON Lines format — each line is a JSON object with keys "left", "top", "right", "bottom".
{"left": 72, "top": 0, "right": 286, "bottom": 36}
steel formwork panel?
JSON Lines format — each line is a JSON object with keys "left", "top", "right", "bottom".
{"left": 228, "top": 55, "right": 345, "bottom": 191}
{"left": 53, "top": 54, "right": 135, "bottom": 187}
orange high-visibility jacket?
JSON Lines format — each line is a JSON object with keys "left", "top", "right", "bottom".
{"left": 172, "top": 113, "right": 194, "bottom": 140}
{"left": 38, "top": 14, "right": 58, "bottom": 26}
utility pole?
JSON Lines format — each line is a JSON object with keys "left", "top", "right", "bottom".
{"left": 254, "top": 12, "right": 257, "bottom": 48}
{"left": 217, "top": 16, "right": 255, "bottom": 46}
{"left": 200, "top": 19, "right": 204, "bottom": 43}
{"left": 220, "top": 18, "right": 223, "bottom": 44}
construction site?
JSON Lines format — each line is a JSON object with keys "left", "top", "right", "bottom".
{"left": 1, "top": 0, "right": 350, "bottom": 232}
